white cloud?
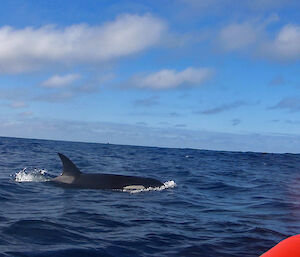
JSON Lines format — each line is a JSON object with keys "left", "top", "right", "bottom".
{"left": 264, "top": 24, "right": 300, "bottom": 60}
{"left": 41, "top": 74, "right": 81, "bottom": 88}
{"left": 217, "top": 17, "right": 300, "bottom": 61}
{"left": 200, "top": 101, "right": 247, "bottom": 115}
{"left": 270, "top": 97, "right": 300, "bottom": 112}
{"left": 18, "top": 111, "right": 33, "bottom": 117}
{"left": 133, "top": 96, "right": 160, "bottom": 106}
{"left": 130, "top": 67, "right": 213, "bottom": 89}
{"left": 245, "top": 0, "right": 298, "bottom": 10}
{"left": 217, "top": 15, "right": 279, "bottom": 53}
{"left": 180, "top": 0, "right": 297, "bottom": 11}
{"left": 10, "top": 101, "right": 28, "bottom": 108}
{"left": 218, "top": 22, "right": 261, "bottom": 51}
{"left": 0, "top": 14, "right": 166, "bottom": 73}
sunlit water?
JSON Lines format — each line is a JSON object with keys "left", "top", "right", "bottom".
{"left": 0, "top": 136, "right": 300, "bottom": 256}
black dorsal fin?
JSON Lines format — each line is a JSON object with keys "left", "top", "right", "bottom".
{"left": 58, "top": 153, "right": 82, "bottom": 177}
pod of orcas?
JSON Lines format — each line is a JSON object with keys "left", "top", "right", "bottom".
{"left": 51, "top": 153, "right": 163, "bottom": 190}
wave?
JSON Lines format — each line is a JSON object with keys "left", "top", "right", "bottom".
{"left": 14, "top": 168, "right": 52, "bottom": 182}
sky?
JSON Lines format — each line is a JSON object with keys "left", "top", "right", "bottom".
{"left": 1, "top": 0, "right": 300, "bottom": 153}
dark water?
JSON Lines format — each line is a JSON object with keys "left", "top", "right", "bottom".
{"left": 0, "top": 136, "right": 300, "bottom": 257}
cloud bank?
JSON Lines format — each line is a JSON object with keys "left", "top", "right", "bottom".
{"left": 1, "top": 117, "right": 300, "bottom": 153}
{"left": 0, "top": 14, "right": 166, "bottom": 73}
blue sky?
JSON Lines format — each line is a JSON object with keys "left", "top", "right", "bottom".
{"left": 1, "top": 0, "right": 300, "bottom": 153}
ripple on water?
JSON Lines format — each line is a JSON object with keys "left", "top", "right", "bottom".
{"left": 1, "top": 137, "right": 300, "bottom": 257}
{"left": 3, "top": 219, "right": 89, "bottom": 245}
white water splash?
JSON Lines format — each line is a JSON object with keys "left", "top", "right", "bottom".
{"left": 14, "top": 168, "right": 51, "bottom": 182}
{"left": 122, "top": 180, "right": 176, "bottom": 194}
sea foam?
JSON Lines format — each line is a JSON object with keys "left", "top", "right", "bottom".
{"left": 14, "top": 168, "right": 51, "bottom": 182}
{"left": 122, "top": 180, "right": 176, "bottom": 194}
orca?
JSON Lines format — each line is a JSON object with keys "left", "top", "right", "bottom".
{"left": 51, "top": 153, "right": 163, "bottom": 190}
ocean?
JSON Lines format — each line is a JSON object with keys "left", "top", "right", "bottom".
{"left": 0, "top": 136, "right": 299, "bottom": 257}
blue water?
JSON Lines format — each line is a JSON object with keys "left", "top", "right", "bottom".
{"left": 0, "top": 136, "right": 300, "bottom": 256}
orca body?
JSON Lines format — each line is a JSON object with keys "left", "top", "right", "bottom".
{"left": 51, "top": 153, "right": 163, "bottom": 190}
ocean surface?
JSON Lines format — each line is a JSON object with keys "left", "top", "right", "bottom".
{"left": 0, "top": 136, "right": 300, "bottom": 257}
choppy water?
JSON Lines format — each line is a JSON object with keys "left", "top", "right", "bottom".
{"left": 0, "top": 136, "right": 300, "bottom": 256}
